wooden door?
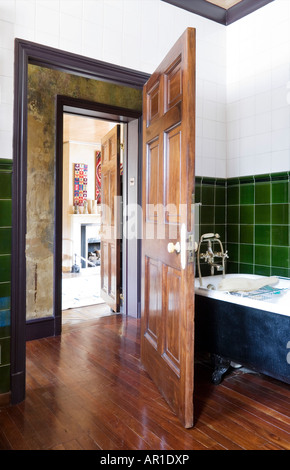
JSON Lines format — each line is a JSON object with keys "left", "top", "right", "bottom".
{"left": 100, "top": 125, "right": 121, "bottom": 312}
{"left": 141, "top": 28, "right": 196, "bottom": 428}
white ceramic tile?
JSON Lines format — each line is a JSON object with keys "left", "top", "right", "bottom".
{"left": 202, "top": 138, "right": 216, "bottom": 159}
{"left": 102, "top": 27, "right": 123, "bottom": 67}
{"left": 253, "top": 153, "right": 271, "bottom": 175}
{"left": 82, "top": 19, "right": 104, "bottom": 60}
{"left": 227, "top": 121, "right": 240, "bottom": 141}
{"left": 36, "top": 4, "right": 60, "bottom": 36}
{"left": 227, "top": 139, "right": 240, "bottom": 160}
{"left": 271, "top": 106, "right": 290, "bottom": 131}
{"left": 121, "top": 33, "right": 142, "bottom": 70}
{"left": 14, "top": 23, "right": 35, "bottom": 42}
{"left": 35, "top": 30, "right": 59, "bottom": 49}
{"left": 255, "top": 91, "right": 272, "bottom": 114}
{"left": 15, "top": 0, "right": 35, "bottom": 29}
{"left": 202, "top": 120, "right": 216, "bottom": 140}
{"left": 239, "top": 136, "right": 255, "bottom": 158}
{"left": 40, "top": 0, "right": 60, "bottom": 11}
{"left": 60, "top": 0, "right": 83, "bottom": 17}
{"left": 240, "top": 116, "right": 255, "bottom": 138}
{"left": 255, "top": 111, "right": 271, "bottom": 135}
{"left": 0, "top": 0, "right": 15, "bottom": 23}
{"left": 0, "top": 47, "right": 13, "bottom": 77}
{"left": 0, "top": 129, "right": 12, "bottom": 158}
{"left": 255, "top": 132, "right": 271, "bottom": 155}
{"left": 60, "top": 12, "right": 82, "bottom": 43}
{"left": 271, "top": 149, "right": 290, "bottom": 173}
{"left": 227, "top": 158, "right": 240, "bottom": 178}
{"left": 0, "top": 20, "right": 14, "bottom": 49}
{"left": 271, "top": 128, "right": 290, "bottom": 152}
{"left": 0, "top": 76, "right": 13, "bottom": 104}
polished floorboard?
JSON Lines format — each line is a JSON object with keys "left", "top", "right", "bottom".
{"left": 0, "top": 313, "right": 289, "bottom": 450}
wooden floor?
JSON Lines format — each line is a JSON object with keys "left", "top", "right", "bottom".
{"left": 0, "top": 313, "right": 289, "bottom": 450}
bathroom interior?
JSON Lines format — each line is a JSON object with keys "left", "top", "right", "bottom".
{"left": 1, "top": 0, "right": 290, "bottom": 411}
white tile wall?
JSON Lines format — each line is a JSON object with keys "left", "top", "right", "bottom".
{"left": 0, "top": 0, "right": 227, "bottom": 179}
{"left": 6, "top": 0, "right": 289, "bottom": 180}
{"left": 226, "top": 0, "right": 290, "bottom": 177}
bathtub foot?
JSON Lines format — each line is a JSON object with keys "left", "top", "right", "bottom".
{"left": 211, "top": 355, "right": 231, "bottom": 385}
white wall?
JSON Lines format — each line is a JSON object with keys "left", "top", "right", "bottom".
{"left": 3, "top": 0, "right": 290, "bottom": 179}
{"left": 226, "top": 0, "right": 290, "bottom": 177}
{"left": 0, "top": 0, "right": 227, "bottom": 178}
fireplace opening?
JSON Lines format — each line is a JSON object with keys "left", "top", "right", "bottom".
{"left": 81, "top": 224, "right": 101, "bottom": 269}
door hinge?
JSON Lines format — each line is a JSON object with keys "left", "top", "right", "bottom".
{"left": 187, "top": 234, "right": 195, "bottom": 264}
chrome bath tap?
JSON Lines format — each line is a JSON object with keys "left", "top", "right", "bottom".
{"left": 197, "top": 233, "right": 229, "bottom": 287}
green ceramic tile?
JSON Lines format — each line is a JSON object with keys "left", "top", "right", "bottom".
{"left": 200, "top": 206, "right": 214, "bottom": 224}
{"left": 0, "top": 228, "right": 11, "bottom": 255}
{"left": 271, "top": 246, "right": 289, "bottom": 268}
{"left": 0, "top": 173, "right": 12, "bottom": 199}
{"left": 195, "top": 184, "right": 201, "bottom": 204}
{"left": 255, "top": 204, "right": 270, "bottom": 224}
{"left": 201, "top": 185, "right": 214, "bottom": 205}
{"left": 227, "top": 262, "right": 239, "bottom": 274}
{"left": 215, "top": 206, "right": 226, "bottom": 224}
{"left": 227, "top": 185, "right": 239, "bottom": 205}
{"left": 227, "top": 205, "right": 239, "bottom": 224}
{"left": 239, "top": 263, "right": 254, "bottom": 274}
{"left": 240, "top": 244, "right": 253, "bottom": 264}
{"left": 227, "top": 243, "right": 239, "bottom": 262}
{"left": 0, "top": 200, "right": 12, "bottom": 227}
{"left": 215, "top": 186, "right": 226, "bottom": 206}
{"left": 272, "top": 204, "right": 289, "bottom": 225}
{"left": 255, "top": 225, "right": 270, "bottom": 245}
{"left": 0, "top": 337, "right": 10, "bottom": 365}
{"left": 272, "top": 225, "right": 289, "bottom": 246}
{"left": 200, "top": 224, "right": 214, "bottom": 237}
{"left": 240, "top": 225, "right": 253, "bottom": 244}
{"left": 240, "top": 205, "right": 254, "bottom": 224}
{"left": 0, "top": 256, "right": 11, "bottom": 283}
{"left": 227, "top": 224, "right": 239, "bottom": 243}
{"left": 0, "top": 310, "right": 10, "bottom": 338}
{"left": 255, "top": 182, "right": 270, "bottom": 204}
{"left": 215, "top": 225, "right": 226, "bottom": 242}
{"left": 272, "top": 181, "right": 288, "bottom": 204}
{"left": 0, "top": 283, "right": 10, "bottom": 301}
{"left": 255, "top": 245, "right": 270, "bottom": 266}
{"left": 227, "top": 178, "right": 240, "bottom": 186}
{"left": 0, "top": 364, "right": 10, "bottom": 394}
{"left": 240, "top": 184, "right": 254, "bottom": 205}
{"left": 271, "top": 267, "right": 289, "bottom": 277}
{"left": 254, "top": 265, "right": 271, "bottom": 276}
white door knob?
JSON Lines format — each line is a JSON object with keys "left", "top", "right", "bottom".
{"left": 167, "top": 242, "right": 181, "bottom": 254}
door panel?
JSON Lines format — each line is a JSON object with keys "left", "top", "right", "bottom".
{"left": 141, "top": 28, "right": 196, "bottom": 428}
{"left": 100, "top": 125, "right": 121, "bottom": 312}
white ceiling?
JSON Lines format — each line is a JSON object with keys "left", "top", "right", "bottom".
{"left": 205, "top": 0, "right": 243, "bottom": 9}
{"left": 63, "top": 114, "right": 115, "bottom": 144}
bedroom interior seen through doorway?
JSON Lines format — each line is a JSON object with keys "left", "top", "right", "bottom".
{"left": 62, "top": 113, "right": 124, "bottom": 322}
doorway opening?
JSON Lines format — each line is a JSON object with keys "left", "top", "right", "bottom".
{"left": 55, "top": 96, "right": 142, "bottom": 332}
{"left": 12, "top": 38, "right": 148, "bottom": 405}
{"left": 62, "top": 113, "right": 123, "bottom": 325}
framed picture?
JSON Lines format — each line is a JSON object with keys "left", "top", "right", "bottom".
{"left": 74, "top": 163, "right": 88, "bottom": 206}
{"left": 95, "top": 150, "right": 101, "bottom": 204}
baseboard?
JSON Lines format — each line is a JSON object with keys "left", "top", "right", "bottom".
{"left": 0, "top": 391, "right": 11, "bottom": 407}
{"left": 26, "top": 316, "right": 60, "bottom": 341}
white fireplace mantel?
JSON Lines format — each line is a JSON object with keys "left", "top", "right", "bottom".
{"left": 69, "top": 214, "right": 101, "bottom": 268}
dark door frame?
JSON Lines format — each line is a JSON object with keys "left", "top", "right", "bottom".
{"left": 55, "top": 96, "right": 142, "bottom": 335}
{"left": 11, "top": 38, "right": 149, "bottom": 405}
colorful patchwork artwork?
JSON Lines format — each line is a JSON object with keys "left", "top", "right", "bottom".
{"left": 74, "top": 163, "right": 88, "bottom": 206}
{"left": 95, "top": 151, "right": 101, "bottom": 204}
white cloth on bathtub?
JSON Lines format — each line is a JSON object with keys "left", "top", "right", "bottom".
{"left": 218, "top": 276, "right": 279, "bottom": 292}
